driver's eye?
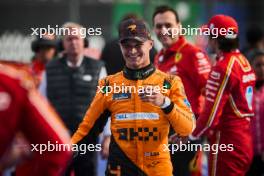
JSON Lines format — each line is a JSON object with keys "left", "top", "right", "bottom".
{"left": 165, "top": 23, "right": 172, "bottom": 28}
{"left": 122, "top": 44, "right": 141, "bottom": 49}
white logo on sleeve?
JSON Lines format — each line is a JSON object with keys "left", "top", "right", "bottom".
{"left": 210, "top": 71, "right": 220, "bottom": 80}
{"left": 0, "top": 92, "right": 11, "bottom": 111}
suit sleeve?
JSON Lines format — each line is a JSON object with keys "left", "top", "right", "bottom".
{"left": 71, "top": 79, "right": 109, "bottom": 144}
{"left": 192, "top": 58, "right": 235, "bottom": 138}
{"left": 190, "top": 51, "right": 211, "bottom": 94}
{"left": 164, "top": 76, "right": 196, "bottom": 136}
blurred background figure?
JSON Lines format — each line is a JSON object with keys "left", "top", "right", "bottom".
{"left": 12, "top": 33, "right": 58, "bottom": 176}
{"left": 39, "top": 22, "right": 108, "bottom": 176}
{"left": 0, "top": 64, "right": 72, "bottom": 176}
{"left": 84, "top": 36, "right": 105, "bottom": 60}
{"left": 247, "top": 50, "right": 264, "bottom": 176}
{"left": 30, "top": 34, "right": 57, "bottom": 87}
{"left": 242, "top": 26, "right": 264, "bottom": 61}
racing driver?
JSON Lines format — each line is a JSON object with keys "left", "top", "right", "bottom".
{"left": 71, "top": 18, "right": 196, "bottom": 176}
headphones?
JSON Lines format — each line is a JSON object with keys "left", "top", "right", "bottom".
{"left": 57, "top": 38, "right": 89, "bottom": 52}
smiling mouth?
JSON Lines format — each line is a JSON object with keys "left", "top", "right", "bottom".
{"left": 127, "top": 54, "right": 140, "bottom": 59}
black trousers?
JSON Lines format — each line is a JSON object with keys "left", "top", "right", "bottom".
{"left": 246, "top": 155, "right": 264, "bottom": 176}
{"left": 65, "top": 151, "right": 96, "bottom": 176}
{"left": 169, "top": 138, "right": 200, "bottom": 176}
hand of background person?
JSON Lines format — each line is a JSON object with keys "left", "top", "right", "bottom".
{"left": 100, "top": 135, "right": 111, "bottom": 160}
{"left": 0, "top": 134, "right": 31, "bottom": 171}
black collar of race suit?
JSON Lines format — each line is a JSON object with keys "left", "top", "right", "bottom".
{"left": 123, "top": 64, "right": 156, "bottom": 80}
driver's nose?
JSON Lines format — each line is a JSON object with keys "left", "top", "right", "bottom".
{"left": 128, "top": 47, "right": 137, "bottom": 55}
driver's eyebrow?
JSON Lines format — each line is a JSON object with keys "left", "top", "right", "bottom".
{"left": 123, "top": 42, "right": 143, "bottom": 47}
{"left": 136, "top": 43, "right": 143, "bottom": 47}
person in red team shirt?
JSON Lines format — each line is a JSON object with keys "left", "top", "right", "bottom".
{"left": 153, "top": 6, "right": 211, "bottom": 118}
{"left": 153, "top": 5, "right": 211, "bottom": 176}
{"left": 191, "top": 15, "right": 256, "bottom": 176}
{"left": 0, "top": 64, "right": 72, "bottom": 176}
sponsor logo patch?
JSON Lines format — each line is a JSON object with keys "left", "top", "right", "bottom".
{"left": 144, "top": 152, "right": 160, "bottom": 157}
{"left": 115, "top": 113, "right": 159, "bottom": 120}
{"left": 112, "top": 93, "right": 131, "bottom": 100}
{"left": 184, "top": 98, "right": 191, "bottom": 108}
{"left": 242, "top": 73, "right": 256, "bottom": 83}
{"left": 245, "top": 86, "right": 253, "bottom": 110}
{"left": 210, "top": 71, "right": 220, "bottom": 80}
{"left": 117, "top": 127, "right": 159, "bottom": 141}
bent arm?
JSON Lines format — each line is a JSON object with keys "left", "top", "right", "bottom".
{"left": 164, "top": 77, "right": 196, "bottom": 136}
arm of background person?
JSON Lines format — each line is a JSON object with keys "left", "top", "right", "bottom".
{"left": 38, "top": 71, "right": 47, "bottom": 97}
{"left": 22, "top": 87, "right": 72, "bottom": 176}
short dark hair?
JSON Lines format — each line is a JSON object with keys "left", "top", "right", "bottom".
{"left": 152, "top": 5, "right": 180, "bottom": 24}
{"left": 215, "top": 36, "right": 239, "bottom": 52}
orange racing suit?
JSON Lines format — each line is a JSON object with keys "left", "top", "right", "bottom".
{"left": 72, "top": 64, "right": 195, "bottom": 176}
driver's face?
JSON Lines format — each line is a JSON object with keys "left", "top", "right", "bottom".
{"left": 120, "top": 39, "right": 153, "bottom": 69}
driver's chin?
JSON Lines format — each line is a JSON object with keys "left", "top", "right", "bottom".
{"left": 127, "top": 62, "right": 140, "bottom": 69}
{"left": 128, "top": 58, "right": 142, "bottom": 69}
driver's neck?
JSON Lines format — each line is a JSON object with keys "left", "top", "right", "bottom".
{"left": 123, "top": 63, "right": 155, "bottom": 80}
{"left": 127, "top": 62, "right": 150, "bottom": 70}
